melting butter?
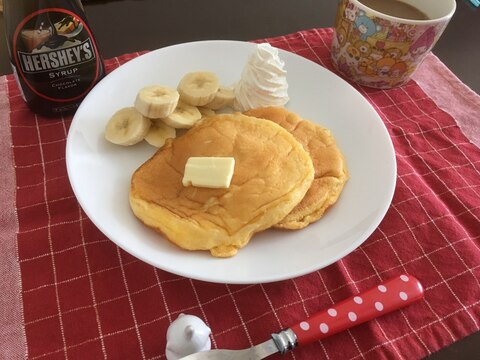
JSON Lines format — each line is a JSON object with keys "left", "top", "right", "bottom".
{"left": 182, "top": 157, "right": 235, "bottom": 188}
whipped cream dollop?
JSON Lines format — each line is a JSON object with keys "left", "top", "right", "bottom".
{"left": 234, "top": 43, "right": 289, "bottom": 111}
{"left": 165, "top": 314, "right": 211, "bottom": 360}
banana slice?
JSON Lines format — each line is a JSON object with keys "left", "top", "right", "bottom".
{"left": 198, "top": 107, "right": 216, "bottom": 118}
{"left": 105, "top": 107, "right": 151, "bottom": 146}
{"left": 145, "top": 119, "right": 176, "bottom": 148}
{"left": 134, "top": 85, "right": 179, "bottom": 119}
{"left": 163, "top": 101, "right": 202, "bottom": 129}
{"left": 177, "top": 71, "right": 219, "bottom": 106}
{"left": 204, "top": 86, "right": 235, "bottom": 110}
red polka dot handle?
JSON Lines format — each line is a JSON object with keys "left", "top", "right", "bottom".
{"left": 290, "top": 274, "right": 423, "bottom": 346}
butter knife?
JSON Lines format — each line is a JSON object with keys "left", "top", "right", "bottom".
{"left": 179, "top": 274, "right": 423, "bottom": 360}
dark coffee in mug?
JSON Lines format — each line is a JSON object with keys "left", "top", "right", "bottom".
{"left": 358, "top": 0, "right": 429, "bottom": 20}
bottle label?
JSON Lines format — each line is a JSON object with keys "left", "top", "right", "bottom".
{"left": 12, "top": 8, "right": 102, "bottom": 102}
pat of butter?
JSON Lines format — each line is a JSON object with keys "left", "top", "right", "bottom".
{"left": 182, "top": 157, "right": 235, "bottom": 188}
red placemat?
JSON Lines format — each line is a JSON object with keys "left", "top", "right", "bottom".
{"left": 1, "top": 28, "right": 479, "bottom": 360}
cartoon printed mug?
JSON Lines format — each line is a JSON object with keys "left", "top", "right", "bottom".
{"left": 332, "top": 0, "right": 456, "bottom": 89}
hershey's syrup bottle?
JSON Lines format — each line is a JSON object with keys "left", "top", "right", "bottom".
{"left": 4, "top": 0, "right": 105, "bottom": 116}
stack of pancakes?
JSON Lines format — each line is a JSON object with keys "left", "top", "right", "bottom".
{"left": 130, "top": 107, "right": 348, "bottom": 257}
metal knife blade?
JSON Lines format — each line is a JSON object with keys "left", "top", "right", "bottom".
{"left": 178, "top": 338, "right": 279, "bottom": 360}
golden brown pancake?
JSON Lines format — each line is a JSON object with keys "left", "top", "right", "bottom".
{"left": 244, "top": 107, "right": 348, "bottom": 229}
{"left": 129, "top": 113, "right": 314, "bottom": 257}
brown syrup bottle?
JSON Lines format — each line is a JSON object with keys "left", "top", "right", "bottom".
{"left": 3, "top": 0, "right": 105, "bottom": 116}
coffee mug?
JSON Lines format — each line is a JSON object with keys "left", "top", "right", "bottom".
{"left": 331, "top": 0, "right": 456, "bottom": 89}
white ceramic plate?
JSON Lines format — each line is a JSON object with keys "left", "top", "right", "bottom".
{"left": 66, "top": 40, "right": 396, "bottom": 284}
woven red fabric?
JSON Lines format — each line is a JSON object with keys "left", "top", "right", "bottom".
{"left": 5, "top": 28, "right": 480, "bottom": 359}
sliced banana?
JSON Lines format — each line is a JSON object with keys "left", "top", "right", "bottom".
{"left": 105, "top": 107, "right": 151, "bottom": 146}
{"left": 134, "top": 85, "right": 179, "bottom": 119}
{"left": 204, "top": 86, "right": 235, "bottom": 110}
{"left": 163, "top": 101, "right": 202, "bottom": 129}
{"left": 198, "top": 106, "right": 216, "bottom": 118}
{"left": 177, "top": 71, "right": 219, "bottom": 106}
{"left": 145, "top": 119, "right": 176, "bottom": 148}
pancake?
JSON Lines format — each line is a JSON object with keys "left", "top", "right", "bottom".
{"left": 244, "top": 107, "right": 348, "bottom": 229}
{"left": 129, "top": 113, "right": 314, "bottom": 257}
